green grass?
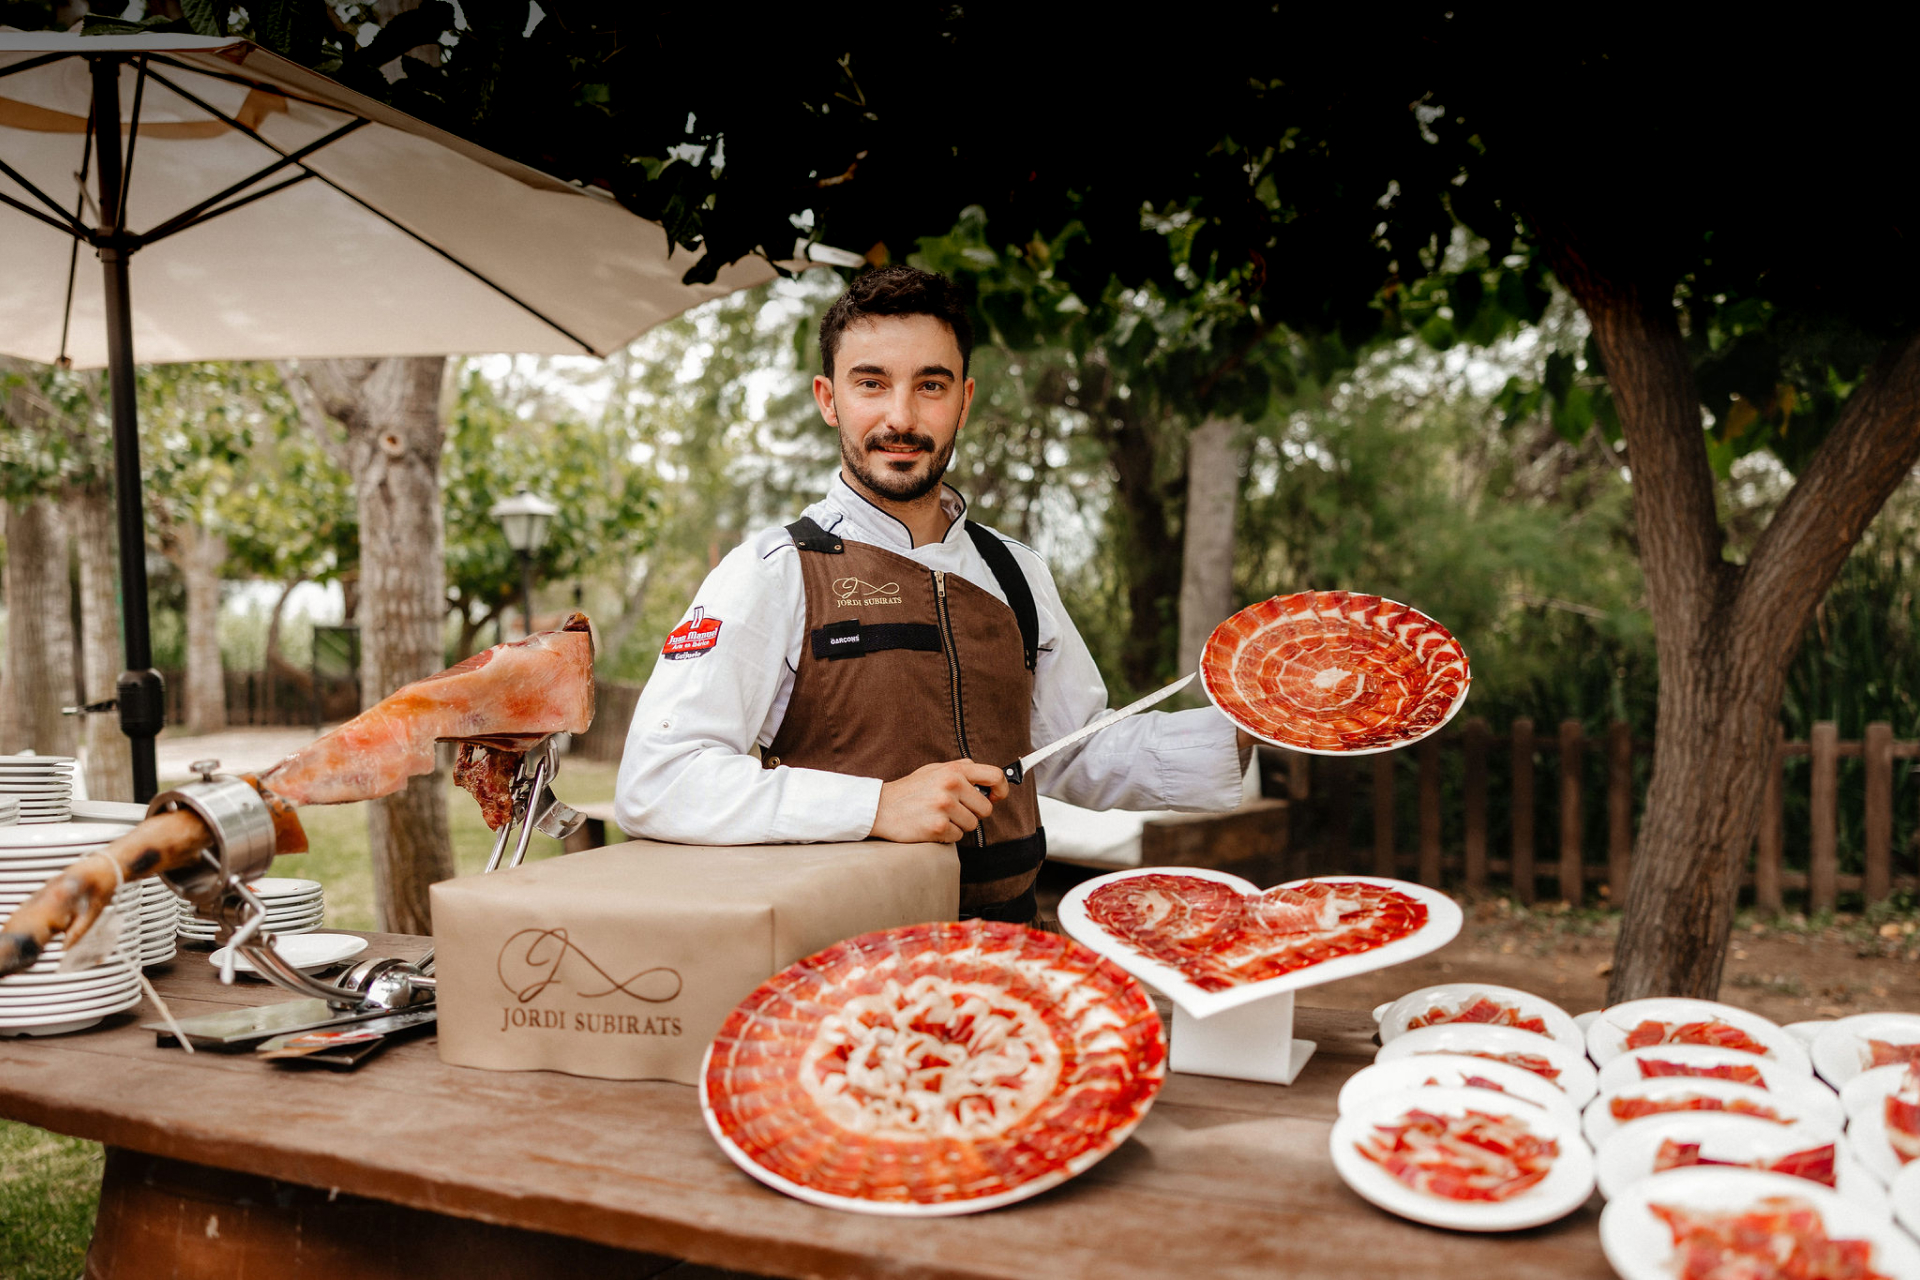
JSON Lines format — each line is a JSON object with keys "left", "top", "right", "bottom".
{"left": 0, "top": 758, "right": 622, "bottom": 1268}
{"left": 0, "top": 1122, "right": 102, "bottom": 1280}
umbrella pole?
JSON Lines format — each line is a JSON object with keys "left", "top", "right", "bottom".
{"left": 90, "top": 55, "right": 163, "bottom": 803}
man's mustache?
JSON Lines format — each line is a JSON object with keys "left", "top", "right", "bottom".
{"left": 865, "top": 431, "right": 936, "bottom": 455}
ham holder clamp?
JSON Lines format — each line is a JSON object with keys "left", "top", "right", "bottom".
{"left": 0, "top": 615, "right": 597, "bottom": 1055}
{"left": 1060, "top": 591, "right": 1473, "bottom": 1085}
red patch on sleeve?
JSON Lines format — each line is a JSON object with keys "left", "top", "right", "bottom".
{"left": 662, "top": 607, "right": 722, "bottom": 659}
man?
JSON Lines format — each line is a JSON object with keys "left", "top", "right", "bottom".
{"left": 615, "top": 265, "right": 1248, "bottom": 923}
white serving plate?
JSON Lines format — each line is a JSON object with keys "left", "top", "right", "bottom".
{"left": 0, "top": 982, "right": 140, "bottom": 1019}
{"left": 0, "top": 823, "right": 135, "bottom": 849}
{"left": 1328, "top": 1085, "right": 1593, "bottom": 1231}
{"left": 1056, "top": 868, "right": 1463, "bottom": 1019}
{"left": 209, "top": 934, "right": 367, "bottom": 973}
{"left": 1376, "top": 982, "right": 1583, "bottom": 1052}
{"left": 67, "top": 800, "right": 143, "bottom": 824}
{"left": 1843, "top": 1065, "right": 1915, "bottom": 1122}
{"left": 1337, "top": 1053, "right": 1581, "bottom": 1129}
{"left": 247, "top": 878, "right": 323, "bottom": 898}
{"left": 1600, "top": 1167, "right": 1920, "bottom": 1280}
{"left": 0, "top": 1015, "right": 105, "bottom": 1037}
{"left": 1585, "top": 997, "right": 1809, "bottom": 1077}
{"left": 1813, "top": 1013, "right": 1920, "bottom": 1089}
{"left": 1376, "top": 1023, "right": 1600, "bottom": 1109}
{"left": 1594, "top": 1111, "right": 1886, "bottom": 1214}
{"left": 1848, "top": 1097, "right": 1916, "bottom": 1185}
{"left": 0, "top": 963, "right": 135, "bottom": 991}
{"left": 1891, "top": 1159, "right": 1920, "bottom": 1242}
{"left": 1585, "top": 1076, "right": 1843, "bottom": 1149}
{"left": 1599, "top": 1043, "right": 1836, "bottom": 1102}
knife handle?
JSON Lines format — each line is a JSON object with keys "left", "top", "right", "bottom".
{"left": 974, "top": 761, "right": 1025, "bottom": 799}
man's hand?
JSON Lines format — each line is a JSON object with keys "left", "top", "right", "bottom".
{"left": 872, "top": 759, "right": 1009, "bottom": 844}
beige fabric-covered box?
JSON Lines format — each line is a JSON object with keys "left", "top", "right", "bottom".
{"left": 431, "top": 839, "right": 958, "bottom": 1084}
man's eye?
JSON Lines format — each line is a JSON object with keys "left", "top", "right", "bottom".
{"left": 920, "top": 382, "right": 946, "bottom": 392}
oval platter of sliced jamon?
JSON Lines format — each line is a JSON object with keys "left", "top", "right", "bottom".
{"left": 700, "top": 920, "right": 1166, "bottom": 1216}
{"left": 1201, "top": 591, "right": 1470, "bottom": 756}
{"left": 1058, "top": 868, "right": 1462, "bottom": 1019}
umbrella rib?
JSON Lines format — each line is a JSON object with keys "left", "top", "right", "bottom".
{"left": 0, "top": 155, "right": 88, "bottom": 236}
{"left": 153, "top": 170, "right": 314, "bottom": 240}
{"left": 138, "top": 117, "right": 367, "bottom": 245}
{"left": 0, "top": 185, "right": 85, "bottom": 239}
{"left": 0, "top": 51, "right": 67, "bottom": 83}
{"left": 57, "top": 100, "right": 95, "bottom": 368}
{"left": 114, "top": 58, "right": 148, "bottom": 232}
{"left": 143, "top": 66, "right": 600, "bottom": 355}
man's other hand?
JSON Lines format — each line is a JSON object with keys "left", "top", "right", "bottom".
{"left": 871, "top": 759, "right": 1009, "bottom": 843}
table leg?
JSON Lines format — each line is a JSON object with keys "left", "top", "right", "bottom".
{"left": 84, "top": 1146, "right": 680, "bottom": 1279}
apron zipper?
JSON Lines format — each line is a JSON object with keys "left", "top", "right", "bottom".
{"left": 933, "top": 570, "right": 985, "bottom": 848}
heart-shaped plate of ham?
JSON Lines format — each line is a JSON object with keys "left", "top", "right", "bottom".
{"left": 1058, "top": 868, "right": 1463, "bottom": 1020}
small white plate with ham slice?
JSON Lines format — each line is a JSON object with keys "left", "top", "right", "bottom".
{"left": 1812, "top": 1012, "right": 1920, "bottom": 1089}
{"left": 1594, "top": 1112, "right": 1886, "bottom": 1215}
{"left": 1585, "top": 997, "right": 1809, "bottom": 1077}
{"left": 1337, "top": 1052, "right": 1582, "bottom": 1129}
{"left": 1376, "top": 983, "right": 1583, "bottom": 1053}
{"left": 1584, "top": 1076, "right": 1843, "bottom": 1149}
{"left": 1376, "top": 1023, "right": 1599, "bottom": 1110}
{"left": 1848, "top": 1093, "right": 1919, "bottom": 1186}
{"left": 1329, "top": 1085, "right": 1593, "bottom": 1231}
{"left": 1599, "top": 1043, "right": 1835, "bottom": 1103}
{"left": 1842, "top": 1064, "right": 1918, "bottom": 1123}
{"left": 1600, "top": 1167, "right": 1920, "bottom": 1280}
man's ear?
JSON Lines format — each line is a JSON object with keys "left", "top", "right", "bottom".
{"left": 956, "top": 376, "right": 976, "bottom": 432}
{"left": 812, "top": 373, "right": 837, "bottom": 426}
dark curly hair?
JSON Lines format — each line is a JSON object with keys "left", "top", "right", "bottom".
{"left": 818, "top": 265, "right": 974, "bottom": 380}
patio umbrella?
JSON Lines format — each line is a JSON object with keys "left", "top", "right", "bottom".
{"left": 0, "top": 33, "right": 780, "bottom": 800}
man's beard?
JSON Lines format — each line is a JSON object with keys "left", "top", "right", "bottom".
{"left": 841, "top": 429, "right": 954, "bottom": 502}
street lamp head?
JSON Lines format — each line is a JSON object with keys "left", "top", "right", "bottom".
{"left": 490, "top": 486, "right": 559, "bottom": 555}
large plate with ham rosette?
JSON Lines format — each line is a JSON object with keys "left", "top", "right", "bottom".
{"left": 1201, "top": 590, "right": 1471, "bottom": 755}
{"left": 700, "top": 920, "right": 1166, "bottom": 1216}
{"left": 1058, "top": 868, "right": 1463, "bottom": 1019}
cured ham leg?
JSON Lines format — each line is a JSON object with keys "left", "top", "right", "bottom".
{"left": 0, "top": 614, "right": 595, "bottom": 978}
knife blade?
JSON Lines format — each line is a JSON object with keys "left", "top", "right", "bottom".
{"left": 1004, "top": 672, "right": 1196, "bottom": 785}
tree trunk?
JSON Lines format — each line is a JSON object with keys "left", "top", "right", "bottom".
{"left": 1, "top": 498, "right": 78, "bottom": 758}
{"left": 180, "top": 525, "right": 229, "bottom": 735}
{"left": 1553, "top": 249, "right": 1920, "bottom": 1000}
{"left": 1103, "top": 391, "right": 1184, "bottom": 692}
{"left": 1176, "top": 417, "right": 1242, "bottom": 676}
{"left": 262, "top": 575, "right": 305, "bottom": 723}
{"left": 70, "top": 483, "right": 133, "bottom": 800}
{"left": 291, "top": 357, "right": 452, "bottom": 935}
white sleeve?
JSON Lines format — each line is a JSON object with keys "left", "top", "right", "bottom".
{"left": 1017, "top": 549, "right": 1245, "bottom": 812}
{"left": 613, "top": 541, "right": 883, "bottom": 843}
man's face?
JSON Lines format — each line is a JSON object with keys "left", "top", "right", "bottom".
{"left": 813, "top": 314, "right": 974, "bottom": 505}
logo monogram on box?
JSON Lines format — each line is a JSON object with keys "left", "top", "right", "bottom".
{"left": 833, "top": 576, "right": 901, "bottom": 607}
{"left": 495, "top": 928, "right": 685, "bottom": 1037}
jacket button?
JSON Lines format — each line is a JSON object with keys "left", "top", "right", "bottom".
{"left": 766, "top": 755, "right": 781, "bottom": 767}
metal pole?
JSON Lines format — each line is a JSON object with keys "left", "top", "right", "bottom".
{"left": 91, "top": 56, "right": 163, "bottom": 802}
{"left": 518, "top": 549, "right": 537, "bottom": 639}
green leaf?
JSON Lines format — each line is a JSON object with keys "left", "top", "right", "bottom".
{"left": 360, "top": 2, "right": 456, "bottom": 70}
{"left": 179, "top": 0, "right": 227, "bottom": 37}
{"left": 1543, "top": 351, "right": 1575, "bottom": 404}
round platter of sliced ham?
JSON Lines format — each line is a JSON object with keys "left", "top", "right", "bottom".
{"left": 1329, "top": 1085, "right": 1594, "bottom": 1231}
{"left": 1377, "top": 982, "right": 1585, "bottom": 1052}
{"left": 1600, "top": 1167, "right": 1920, "bottom": 1280}
{"left": 1585, "top": 997, "right": 1811, "bottom": 1078}
{"left": 1200, "top": 591, "right": 1471, "bottom": 756}
{"left": 699, "top": 920, "right": 1166, "bottom": 1216}
{"left": 1593, "top": 1112, "right": 1887, "bottom": 1216}
{"left": 1056, "top": 868, "right": 1462, "bottom": 1020}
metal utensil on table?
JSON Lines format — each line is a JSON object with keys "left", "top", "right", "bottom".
{"left": 1000, "top": 673, "right": 1196, "bottom": 786}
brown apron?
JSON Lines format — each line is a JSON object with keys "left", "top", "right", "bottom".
{"left": 764, "top": 516, "right": 1046, "bottom": 921}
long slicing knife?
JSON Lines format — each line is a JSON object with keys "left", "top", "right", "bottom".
{"left": 1003, "top": 672, "right": 1196, "bottom": 786}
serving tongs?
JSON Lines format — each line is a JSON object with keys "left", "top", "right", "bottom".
{"left": 144, "top": 743, "right": 578, "bottom": 1053}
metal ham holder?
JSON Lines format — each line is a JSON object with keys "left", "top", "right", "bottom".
{"left": 144, "top": 745, "right": 585, "bottom": 1054}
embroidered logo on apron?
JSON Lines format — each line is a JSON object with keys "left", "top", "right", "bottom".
{"left": 833, "top": 576, "right": 902, "bottom": 607}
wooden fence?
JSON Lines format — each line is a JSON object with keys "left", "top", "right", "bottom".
{"left": 1288, "top": 718, "right": 1920, "bottom": 912}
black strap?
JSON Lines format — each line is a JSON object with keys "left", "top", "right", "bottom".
{"left": 785, "top": 516, "right": 844, "bottom": 554}
{"left": 961, "top": 884, "right": 1038, "bottom": 926}
{"left": 810, "top": 620, "right": 943, "bottom": 660}
{"left": 963, "top": 521, "right": 1039, "bottom": 672}
{"left": 958, "top": 826, "right": 1047, "bottom": 884}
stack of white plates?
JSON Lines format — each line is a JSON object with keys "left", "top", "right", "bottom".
{"left": 0, "top": 797, "right": 17, "bottom": 827}
{"left": 137, "top": 879, "right": 178, "bottom": 967}
{"left": 0, "top": 823, "right": 142, "bottom": 1036}
{"left": 178, "top": 877, "right": 325, "bottom": 943}
{"left": 0, "top": 755, "right": 75, "bottom": 823}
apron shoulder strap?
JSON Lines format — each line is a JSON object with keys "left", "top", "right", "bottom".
{"left": 785, "top": 516, "right": 843, "bottom": 553}
{"left": 964, "top": 521, "right": 1039, "bottom": 672}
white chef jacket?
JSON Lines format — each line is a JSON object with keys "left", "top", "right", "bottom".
{"left": 613, "top": 474, "right": 1246, "bottom": 843}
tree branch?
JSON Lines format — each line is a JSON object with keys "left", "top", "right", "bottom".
{"left": 277, "top": 360, "right": 354, "bottom": 471}
{"left": 1734, "top": 330, "right": 1920, "bottom": 668}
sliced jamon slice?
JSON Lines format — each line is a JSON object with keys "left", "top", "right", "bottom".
{"left": 1201, "top": 592, "right": 1469, "bottom": 754}
{"left": 1884, "top": 1062, "right": 1920, "bottom": 1164}
{"left": 1653, "top": 1139, "right": 1838, "bottom": 1188}
{"left": 1869, "top": 1039, "right": 1920, "bottom": 1069}
{"left": 1649, "top": 1197, "right": 1893, "bottom": 1280}
{"left": 1637, "top": 1058, "right": 1768, "bottom": 1088}
{"left": 1406, "top": 996, "right": 1550, "bottom": 1036}
{"left": 1609, "top": 1093, "right": 1788, "bottom": 1124}
{"left": 1622, "top": 1019, "right": 1772, "bottom": 1056}
{"left": 702, "top": 920, "right": 1165, "bottom": 1215}
{"left": 1355, "top": 1107, "right": 1559, "bottom": 1202}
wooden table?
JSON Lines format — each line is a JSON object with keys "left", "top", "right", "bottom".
{"left": 0, "top": 932, "right": 1614, "bottom": 1279}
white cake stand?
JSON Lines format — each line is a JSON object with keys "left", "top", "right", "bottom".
{"left": 1058, "top": 868, "right": 1463, "bottom": 1085}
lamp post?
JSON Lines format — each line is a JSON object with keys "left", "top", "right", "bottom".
{"left": 489, "top": 487, "right": 559, "bottom": 638}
